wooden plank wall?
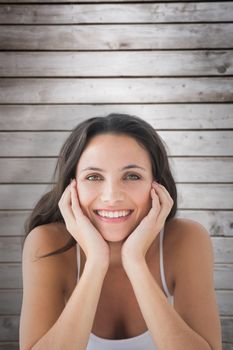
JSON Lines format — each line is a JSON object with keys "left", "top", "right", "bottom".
{"left": 0, "top": 1, "right": 233, "bottom": 349}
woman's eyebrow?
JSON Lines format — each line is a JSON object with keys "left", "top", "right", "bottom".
{"left": 81, "top": 166, "right": 106, "bottom": 173}
{"left": 80, "top": 164, "right": 146, "bottom": 173}
{"left": 123, "top": 164, "right": 146, "bottom": 171}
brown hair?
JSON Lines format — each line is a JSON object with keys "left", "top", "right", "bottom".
{"left": 24, "top": 113, "right": 177, "bottom": 258}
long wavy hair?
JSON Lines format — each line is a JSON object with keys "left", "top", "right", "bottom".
{"left": 24, "top": 113, "right": 177, "bottom": 258}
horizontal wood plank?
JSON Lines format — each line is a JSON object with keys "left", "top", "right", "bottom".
{"left": 0, "top": 103, "right": 233, "bottom": 131}
{"left": 0, "top": 0, "right": 216, "bottom": 2}
{"left": 1, "top": 210, "right": 232, "bottom": 237}
{"left": 171, "top": 158, "right": 233, "bottom": 183}
{"left": 0, "top": 317, "right": 19, "bottom": 342}
{"left": 221, "top": 317, "right": 233, "bottom": 343}
{"left": 0, "top": 24, "right": 233, "bottom": 50}
{"left": 0, "top": 264, "right": 22, "bottom": 289}
{"left": 214, "top": 265, "right": 233, "bottom": 290}
{"left": 0, "top": 237, "right": 23, "bottom": 263}
{"left": 0, "top": 78, "right": 233, "bottom": 103}
{"left": 0, "top": 104, "right": 232, "bottom": 129}
{"left": 1, "top": 51, "right": 232, "bottom": 77}
{"left": 0, "top": 157, "right": 233, "bottom": 183}
{"left": 0, "top": 290, "right": 22, "bottom": 315}
{"left": 212, "top": 238, "right": 233, "bottom": 264}
{"left": 223, "top": 344, "right": 233, "bottom": 350}
{"left": 1, "top": 131, "right": 232, "bottom": 156}
{"left": 1, "top": 3, "right": 233, "bottom": 24}
{"left": 0, "top": 184, "right": 232, "bottom": 210}
{"left": 217, "top": 291, "right": 233, "bottom": 317}
{"left": 177, "top": 184, "right": 233, "bottom": 209}
{"left": 1, "top": 236, "right": 232, "bottom": 263}
{"left": 175, "top": 211, "right": 233, "bottom": 238}
{"left": 0, "top": 212, "right": 28, "bottom": 237}
{"left": 0, "top": 343, "right": 18, "bottom": 350}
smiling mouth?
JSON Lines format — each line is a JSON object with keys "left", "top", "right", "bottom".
{"left": 93, "top": 209, "right": 134, "bottom": 222}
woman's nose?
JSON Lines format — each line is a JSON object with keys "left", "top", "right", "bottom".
{"left": 100, "top": 182, "right": 125, "bottom": 203}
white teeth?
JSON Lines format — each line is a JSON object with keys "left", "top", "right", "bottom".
{"left": 96, "top": 210, "right": 131, "bottom": 218}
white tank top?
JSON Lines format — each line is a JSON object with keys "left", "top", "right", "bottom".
{"left": 76, "top": 226, "right": 174, "bottom": 350}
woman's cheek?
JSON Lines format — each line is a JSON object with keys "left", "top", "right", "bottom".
{"left": 138, "top": 189, "right": 153, "bottom": 216}
{"left": 76, "top": 183, "right": 93, "bottom": 212}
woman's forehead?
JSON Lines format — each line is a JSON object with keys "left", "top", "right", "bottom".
{"left": 77, "top": 134, "right": 152, "bottom": 171}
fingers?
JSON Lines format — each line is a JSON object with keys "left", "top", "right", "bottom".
{"left": 151, "top": 186, "right": 160, "bottom": 207}
{"left": 152, "top": 182, "right": 173, "bottom": 205}
{"left": 70, "top": 179, "right": 83, "bottom": 220}
{"left": 58, "top": 181, "right": 75, "bottom": 223}
{"left": 151, "top": 182, "right": 174, "bottom": 223}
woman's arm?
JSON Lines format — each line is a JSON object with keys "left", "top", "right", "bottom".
{"left": 123, "top": 222, "right": 222, "bottom": 350}
{"left": 20, "top": 226, "right": 108, "bottom": 350}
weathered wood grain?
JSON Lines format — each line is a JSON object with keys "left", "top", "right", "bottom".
{"left": 0, "top": 184, "right": 232, "bottom": 210}
{"left": 175, "top": 211, "right": 233, "bottom": 238}
{"left": 214, "top": 265, "right": 233, "bottom": 290}
{"left": 1, "top": 210, "right": 232, "bottom": 237}
{"left": 0, "top": 24, "right": 232, "bottom": 50}
{"left": 171, "top": 158, "right": 233, "bottom": 183}
{"left": 0, "top": 343, "right": 18, "bottom": 350}
{"left": 0, "top": 264, "right": 22, "bottom": 289}
{"left": 177, "top": 184, "right": 233, "bottom": 209}
{"left": 0, "top": 78, "right": 233, "bottom": 103}
{"left": 0, "top": 104, "right": 232, "bottom": 130}
{"left": 0, "top": 290, "right": 22, "bottom": 315}
{"left": 0, "top": 211, "right": 29, "bottom": 236}
{"left": 0, "top": 316, "right": 19, "bottom": 342}
{"left": 1, "top": 51, "right": 232, "bottom": 77}
{"left": 217, "top": 291, "right": 233, "bottom": 317}
{"left": 1, "top": 131, "right": 232, "bottom": 156}
{"left": 0, "top": 0, "right": 204, "bottom": 2}
{"left": 1, "top": 157, "right": 232, "bottom": 183}
{"left": 221, "top": 317, "right": 233, "bottom": 343}
{"left": 0, "top": 158, "right": 57, "bottom": 183}
{"left": 1, "top": 3, "right": 233, "bottom": 24}
{"left": 0, "top": 0, "right": 219, "bottom": 2}
{"left": 223, "top": 344, "right": 233, "bottom": 350}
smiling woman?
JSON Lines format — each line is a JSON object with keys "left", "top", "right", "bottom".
{"left": 19, "top": 114, "right": 222, "bottom": 350}
{"left": 75, "top": 133, "right": 158, "bottom": 246}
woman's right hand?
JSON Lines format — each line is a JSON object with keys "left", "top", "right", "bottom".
{"left": 58, "top": 179, "right": 110, "bottom": 269}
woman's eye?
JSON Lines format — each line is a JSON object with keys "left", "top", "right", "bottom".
{"left": 126, "top": 173, "right": 141, "bottom": 180}
{"left": 86, "top": 174, "right": 102, "bottom": 181}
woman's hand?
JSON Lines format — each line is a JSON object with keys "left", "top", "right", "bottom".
{"left": 58, "top": 179, "right": 110, "bottom": 269}
{"left": 121, "top": 181, "right": 174, "bottom": 267}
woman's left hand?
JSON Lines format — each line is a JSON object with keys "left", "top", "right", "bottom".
{"left": 121, "top": 181, "right": 174, "bottom": 267}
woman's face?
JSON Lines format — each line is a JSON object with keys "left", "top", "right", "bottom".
{"left": 75, "top": 133, "right": 154, "bottom": 242}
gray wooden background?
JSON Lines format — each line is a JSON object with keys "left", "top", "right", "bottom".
{"left": 0, "top": 1, "right": 233, "bottom": 349}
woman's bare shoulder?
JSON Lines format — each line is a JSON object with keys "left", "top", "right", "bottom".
{"left": 166, "top": 217, "right": 206, "bottom": 236}
{"left": 23, "top": 222, "right": 73, "bottom": 262}
{"left": 22, "top": 222, "right": 77, "bottom": 297}
{"left": 167, "top": 217, "right": 209, "bottom": 240}
{"left": 166, "top": 217, "right": 212, "bottom": 279}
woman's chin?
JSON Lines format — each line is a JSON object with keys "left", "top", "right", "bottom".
{"left": 100, "top": 229, "right": 131, "bottom": 243}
